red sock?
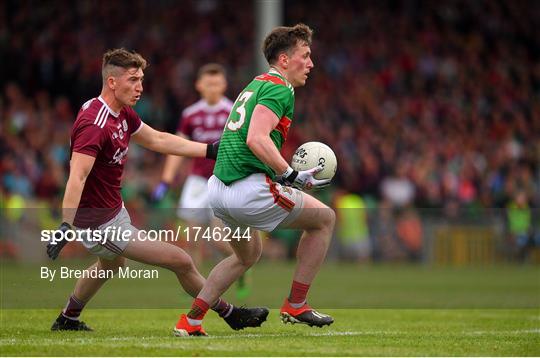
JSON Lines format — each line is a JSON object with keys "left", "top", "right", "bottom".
{"left": 289, "top": 280, "right": 310, "bottom": 304}
{"left": 187, "top": 298, "right": 210, "bottom": 320}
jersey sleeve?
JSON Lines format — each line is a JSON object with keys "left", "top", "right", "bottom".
{"left": 72, "top": 122, "right": 107, "bottom": 158}
{"left": 258, "top": 83, "right": 293, "bottom": 119}
{"left": 126, "top": 107, "right": 143, "bottom": 134}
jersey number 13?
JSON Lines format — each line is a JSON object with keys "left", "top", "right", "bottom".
{"left": 227, "top": 91, "right": 253, "bottom": 131}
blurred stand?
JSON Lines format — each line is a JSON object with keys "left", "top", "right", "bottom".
{"left": 1, "top": 1, "right": 539, "bottom": 265}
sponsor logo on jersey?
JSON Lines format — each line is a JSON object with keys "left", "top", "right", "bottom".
{"left": 110, "top": 147, "right": 129, "bottom": 165}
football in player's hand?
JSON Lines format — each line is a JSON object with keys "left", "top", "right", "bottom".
{"left": 291, "top": 142, "right": 337, "bottom": 180}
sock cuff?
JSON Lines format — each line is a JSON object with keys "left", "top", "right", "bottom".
{"left": 61, "top": 312, "right": 79, "bottom": 321}
{"left": 222, "top": 305, "right": 234, "bottom": 318}
{"left": 194, "top": 297, "right": 210, "bottom": 311}
{"left": 211, "top": 298, "right": 222, "bottom": 310}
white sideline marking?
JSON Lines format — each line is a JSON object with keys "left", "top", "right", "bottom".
{"left": 467, "top": 328, "right": 540, "bottom": 335}
{"left": 204, "top": 331, "right": 363, "bottom": 339}
{"left": 0, "top": 331, "right": 365, "bottom": 346}
{"left": 2, "top": 328, "right": 538, "bottom": 347}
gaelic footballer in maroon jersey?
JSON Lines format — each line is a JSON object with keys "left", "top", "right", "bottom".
{"left": 178, "top": 97, "right": 232, "bottom": 178}
{"left": 71, "top": 97, "right": 143, "bottom": 228}
{"left": 46, "top": 49, "right": 268, "bottom": 334}
{"left": 153, "top": 63, "right": 232, "bottom": 202}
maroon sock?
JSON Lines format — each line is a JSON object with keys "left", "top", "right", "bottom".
{"left": 62, "top": 294, "right": 86, "bottom": 320}
{"left": 211, "top": 298, "right": 233, "bottom": 318}
{"left": 289, "top": 280, "right": 310, "bottom": 304}
{"left": 187, "top": 298, "right": 210, "bottom": 320}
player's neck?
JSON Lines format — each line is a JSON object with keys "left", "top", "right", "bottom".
{"left": 269, "top": 66, "right": 285, "bottom": 77}
{"left": 100, "top": 90, "right": 124, "bottom": 113}
{"left": 269, "top": 66, "right": 292, "bottom": 86}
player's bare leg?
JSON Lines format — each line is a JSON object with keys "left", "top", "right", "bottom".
{"left": 182, "top": 216, "right": 251, "bottom": 300}
{"left": 124, "top": 236, "right": 267, "bottom": 331}
{"left": 182, "top": 218, "right": 231, "bottom": 266}
{"left": 175, "top": 231, "right": 266, "bottom": 336}
{"left": 182, "top": 218, "right": 206, "bottom": 267}
{"left": 196, "top": 230, "right": 261, "bottom": 302}
{"left": 208, "top": 217, "right": 234, "bottom": 257}
{"left": 73, "top": 256, "right": 126, "bottom": 301}
{"left": 123, "top": 233, "right": 268, "bottom": 336}
{"left": 279, "top": 193, "right": 335, "bottom": 327}
{"left": 53, "top": 236, "right": 267, "bottom": 333}
{"left": 207, "top": 217, "right": 252, "bottom": 299}
{"left": 122, "top": 238, "right": 205, "bottom": 297}
{"left": 51, "top": 256, "right": 125, "bottom": 331}
{"left": 287, "top": 194, "right": 335, "bottom": 283}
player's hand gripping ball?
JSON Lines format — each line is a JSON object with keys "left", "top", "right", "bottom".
{"left": 291, "top": 142, "right": 337, "bottom": 181}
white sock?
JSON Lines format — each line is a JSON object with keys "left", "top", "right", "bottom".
{"left": 289, "top": 300, "right": 306, "bottom": 309}
{"left": 186, "top": 317, "right": 202, "bottom": 326}
{"left": 61, "top": 312, "right": 80, "bottom": 321}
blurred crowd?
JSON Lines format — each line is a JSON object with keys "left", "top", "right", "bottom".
{"left": 1, "top": 0, "right": 539, "bottom": 261}
{"left": 288, "top": 0, "right": 539, "bottom": 211}
{"left": 1, "top": 0, "right": 256, "bottom": 206}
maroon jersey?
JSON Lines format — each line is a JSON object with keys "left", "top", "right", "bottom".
{"left": 71, "top": 97, "right": 143, "bottom": 228}
{"left": 178, "top": 98, "right": 232, "bottom": 178}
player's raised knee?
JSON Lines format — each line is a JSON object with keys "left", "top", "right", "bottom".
{"left": 236, "top": 249, "right": 261, "bottom": 268}
{"left": 165, "top": 251, "right": 196, "bottom": 273}
{"left": 315, "top": 205, "right": 335, "bottom": 231}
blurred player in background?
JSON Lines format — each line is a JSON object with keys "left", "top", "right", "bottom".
{"left": 174, "top": 24, "right": 335, "bottom": 337}
{"left": 46, "top": 48, "right": 268, "bottom": 333}
{"left": 152, "top": 64, "right": 250, "bottom": 299}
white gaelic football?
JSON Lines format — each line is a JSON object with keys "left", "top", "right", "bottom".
{"left": 291, "top": 142, "right": 337, "bottom": 180}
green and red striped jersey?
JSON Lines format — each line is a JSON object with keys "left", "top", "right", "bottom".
{"left": 214, "top": 69, "right": 295, "bottom": 185}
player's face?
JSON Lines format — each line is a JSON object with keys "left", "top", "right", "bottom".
{"left": 114, "top": 67, "right": 144, "bottom": 107}
{"left": 286, "top": 42, "right": 314, "bottom": 87}
{"left": 196, "top": 73, "right": 227, "bottom": 105}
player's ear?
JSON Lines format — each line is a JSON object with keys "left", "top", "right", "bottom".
{"left": 107, "top": 76, "right": 118, "bottom": 91}
{"left": 278, "top": 53, "right": 289, "bottom": 68}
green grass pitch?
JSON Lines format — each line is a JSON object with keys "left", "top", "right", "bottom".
{"left": 1, "top": 308, "right": 538, "bottom": 356}
{"left": 1, "top": 261, "right": 539, "bottom": 355}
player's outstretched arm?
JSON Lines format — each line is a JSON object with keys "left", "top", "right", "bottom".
{"left": 132, "top": 123, "right": 209, "bottom": 158}
{"left": 160, "top": 132, "right": 190, "bottom": 183}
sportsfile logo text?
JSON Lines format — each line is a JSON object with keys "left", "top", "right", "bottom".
{"left": 41, "top": 226, "right": 252, "bottom": 245}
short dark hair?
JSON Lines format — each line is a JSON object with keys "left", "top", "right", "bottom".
{"left": 102, "top": 48, "right": 147, "bottom": 81}
{"left": 262, "top": 23, "right": 313, "bottom": 65}
{"left": 197, "top": 63, "right": 226, "bottom": 79}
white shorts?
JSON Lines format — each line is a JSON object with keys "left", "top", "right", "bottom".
{"left": 208, "top": 174, "right": 304, "bottom": 232}
{"left": 177, "top": 175, "right": 214, "bottom": 224}
{"left": 78, "top": 208, "right": 136, "bottom": 260}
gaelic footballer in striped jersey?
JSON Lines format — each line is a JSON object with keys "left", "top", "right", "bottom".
{"left": 175, "top": 23, "right": 335, "bottom": 337}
